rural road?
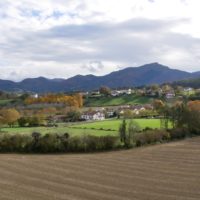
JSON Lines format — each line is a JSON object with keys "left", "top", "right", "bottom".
{"left": 0, "top": 137, "right": 200, "bottom": 200}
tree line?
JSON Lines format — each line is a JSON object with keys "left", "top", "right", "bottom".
{"left": 25, "top": 93, "right": 83, "bottom": 108}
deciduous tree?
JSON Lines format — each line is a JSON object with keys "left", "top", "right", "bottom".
{"left": 0, "top": 108, "right": 20, "bottom": 127}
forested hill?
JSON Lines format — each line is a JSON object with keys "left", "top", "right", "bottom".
{"left": 172, "top": 77, "right": 200, "bottom": 88}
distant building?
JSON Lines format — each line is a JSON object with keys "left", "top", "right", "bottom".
{"left": 118, "top": 105, "right": 146, "bottom": 116}
{"left": 111, "top": 91, "right": 120, "bottom": 97}
{"left": 81, "top": 111, "right": 105, "bottom": 121}
{"left": 80, "top": 91, "right": 89, "bottom": 96}
{"left": 111, "top": 89, "right": 132, "bottom": 96}
{"left": 106, "top": 110, "right": 115, "bottom": 117}
{"left": 184, "top": 87, "right": 193, "bottom": 92}
{"left": 31, "top": 93, "right": 39, "bottom": 98}
{"left": 165, "top": 91, "right": 175, "bottom": 99}
{"left": 91, "top": 91, "right": 100, "bottom": 95}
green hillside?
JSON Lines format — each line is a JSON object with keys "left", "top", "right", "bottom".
{"left": 84, "top": 95, "right": 154, "bottom": 107}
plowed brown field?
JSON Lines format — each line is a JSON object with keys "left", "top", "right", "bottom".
{"left": 0, "top": 137, "right": 200, "bottom": 200}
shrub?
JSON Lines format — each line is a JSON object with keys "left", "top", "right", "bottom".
{"left": 36, "top": 134, "right": 63, "bottom": 153}
{"left": 169, "top": 128, "right": 190, "bottom": 140}
{"left": 68, "top": 135, "right": 118, "bottom": 152}
{"left": 0, "top": 134, "right": 32, "bottom": 152}
{"left": 98, "top": 136, "right": 118, "bottom": 150}
{"left": 68, "top": 136, "right": 80, "bottom": 152}
{"left": 135, "top": 130, "right": 170, "bottom": 147}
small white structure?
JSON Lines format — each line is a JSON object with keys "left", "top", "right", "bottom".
{"left": 184, "top": 87, "right": 193, "bottom": 92}
{"left": 127, "top": 89, "right": 132, "bottom": 95}
{"left": 165, "top": 92, "right": 175, "bottom": 99}
{"left": 106, "top": 110, "right": 114, "bottom": 117}
{"left": 111, "top": 91, "right": 120, "bottom": 97}
{"left": 81, "top": 111, "right": 105, "bottom": 121}
{"left": 31, "top": 93, "right": 39, "bottom": 98}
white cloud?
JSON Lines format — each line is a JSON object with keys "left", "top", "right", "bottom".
{"left": 0, "top": 0, "right": 200, "bottom": 81}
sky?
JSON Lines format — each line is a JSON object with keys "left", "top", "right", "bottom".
{"left": 0, "top": 0, "right": 200, "bottom": 81}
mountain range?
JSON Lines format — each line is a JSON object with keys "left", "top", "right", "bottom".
{"left": 0, "top": 63, "right": 199, "bottom": 93}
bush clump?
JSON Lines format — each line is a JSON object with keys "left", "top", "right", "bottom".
{"left": 0, "top": 132, "right": 118, "bottom": 153}
{"left": 68, "top": 135, "right": 118, "bottom": 152}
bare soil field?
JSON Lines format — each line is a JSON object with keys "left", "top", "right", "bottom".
{"left": 0, "top": 137, "right": 200, "bottom": 200}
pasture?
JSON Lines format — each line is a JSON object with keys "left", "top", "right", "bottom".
{"left": 70, "top": 118, "right": 162, "bottom": 130}
{"left": 0, "top": 99, "right": 13, "bottom": 106}
{"left": 1, "top": 119, "right": 163, "bottom": 136}
{"left": 0, "top": 137, "right": 199, "bottom": 199}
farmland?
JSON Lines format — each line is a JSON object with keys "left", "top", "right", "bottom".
{"left": 84, "top": 95, "right": 153, "bottom": 107}
{"left": 1, "top": 119, "right": 162, "bottom": 136}
{"left": 0, "top": 136, "right": 199, "bottom": 200}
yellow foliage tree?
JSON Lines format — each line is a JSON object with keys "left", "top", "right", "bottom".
{"left": 0, "top": 108, "right": 20, "bottom": 127}
{"left": 187, "top": 100, "right": 200, "bottom": 112}
{"left": 152, "top": 99, "right": 165, "bottom": 110}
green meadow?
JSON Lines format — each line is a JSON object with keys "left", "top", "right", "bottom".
{"left": 70, "top": 118, "right": 162, "bottom": 131}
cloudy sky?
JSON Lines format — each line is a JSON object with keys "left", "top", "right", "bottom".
{"left": 0, "top": 0, "right": 200, "bottom": 81}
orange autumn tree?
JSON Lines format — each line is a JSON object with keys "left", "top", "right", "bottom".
{"left": 25, "top": 93, "right": 83, "bottom": 108}
{"left": 187, "top": 100, "right": 200, "bottom": 112}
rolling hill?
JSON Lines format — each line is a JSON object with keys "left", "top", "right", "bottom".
{"left": 0, "top": 63, "right": 199, "bottom": 93}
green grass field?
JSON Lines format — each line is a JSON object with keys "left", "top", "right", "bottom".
{"left": 0, "top": 99, "right": 13, "bottom": 106}
{"left": 70, "top": 119, "right": 162, "bottom": 131}
{"left": 84, "top": 95, "right": 153, "bottom": 107}
{"left": 1, "top": 118, "right": 164, "bottom": 137}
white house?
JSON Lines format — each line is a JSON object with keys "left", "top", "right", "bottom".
{"left": 81, "top": 111, "right": 105, "bottom": 121}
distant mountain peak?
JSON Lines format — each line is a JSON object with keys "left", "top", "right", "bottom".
{"left": 138, "top": 62, "right": 169, "bottom": 69}
{"left": 0, "top": 63, "right": 199, "bottom": 93}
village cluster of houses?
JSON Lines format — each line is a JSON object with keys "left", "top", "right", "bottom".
{"left": 30, "top": 86, "right": 196, "bottom": 101}
{"left": 82, "top": 86, "right": 197, "bottom": 100}
{"left": 80, "top": 104, "right": 154, "bottom": 121}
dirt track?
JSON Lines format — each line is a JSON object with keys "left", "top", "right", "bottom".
{"left": 0, "top": 137, "right": 200, "bottom": 200}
